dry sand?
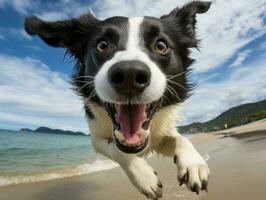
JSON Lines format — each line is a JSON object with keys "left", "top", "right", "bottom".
{"left": 0, "top": 121, "right": 266, "bottom": 200}
{"left": 210, "top": 119, "right": 266, "bottom": 135}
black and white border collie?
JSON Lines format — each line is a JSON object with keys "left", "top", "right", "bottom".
{"left": 25, "top": 1, "right": 211, "bottom": 199}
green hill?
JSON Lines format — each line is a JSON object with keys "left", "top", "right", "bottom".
{"left": 179, "top": 99, "right": 266, "bottom": 134}
{"left": 20, "top": 127, "right": 88, "bottom": 136}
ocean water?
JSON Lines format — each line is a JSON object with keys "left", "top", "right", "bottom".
{"left": 0, "top": 129, "right": 118, "bottom": 187}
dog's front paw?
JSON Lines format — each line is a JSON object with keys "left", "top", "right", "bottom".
{"left": 174, "top": 148, "right": 210, "bottom": 195}
{"left": 126, "top": 159, "right": 163, "bottom": 199}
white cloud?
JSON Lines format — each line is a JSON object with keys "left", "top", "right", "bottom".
{"left": 180, "top": 54, "right": 266, "bottom": 124}
{"left": 192, "top": 0, "right": 266, "bottom": 73}
{"left": 23, "top": 45, "right": 42, "bottom": 51}
{"left": 0, "top": 27, "right": 32, "bottom": 40}
{"left": 36, "top": 1, "right": 93, "bottom": 21}
{"left": 230, "top": 50, "right": 251, "bottom": 68}
{"left": 0, "top": 54, "right": 88, "bottom": 132}
{"left": 19, "top": 29, "right": 32, "bottom": 40}
{"left": 0, "top": 33, "right": 5, "bottom": 40}
{"left": 37, "top": 11, "right": 68, "bottom": 21}
{"left": 0, "top": 0, "right": 37, "bottom": 14}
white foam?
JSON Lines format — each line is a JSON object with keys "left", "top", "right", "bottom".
{"left": 0, "top": 159, "right": 118, "bottom": 187}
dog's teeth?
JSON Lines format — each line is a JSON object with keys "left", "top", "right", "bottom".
{"left": 114, "top": 130, "right": 124, "bottom": 141}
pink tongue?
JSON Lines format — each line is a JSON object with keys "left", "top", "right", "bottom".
{"left": 117, "top": 104, "right": 146, "bottom": 145}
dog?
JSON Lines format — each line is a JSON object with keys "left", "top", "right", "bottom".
{"left": 25, "top": 1, "right": 211, "bottom": 199}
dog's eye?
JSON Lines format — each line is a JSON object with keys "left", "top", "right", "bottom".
{"left": 154, "top": 39, "right": 169, "bottom": 55}
{"left": 96, "top": 40, "right": 108, "bottom": 53}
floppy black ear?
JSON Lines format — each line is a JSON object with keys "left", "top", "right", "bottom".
{"left": 24, "top": 13, "right": 100, "bottom": 59}
{"left": 161, "top": 1, "right": 211, "bottom": 38}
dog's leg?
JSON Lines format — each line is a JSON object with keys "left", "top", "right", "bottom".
{"left": 173, "top": 133, "right": 210, "bottom": 194}
{"left": 91, "top": 135, "right": 163, "bottom": 199}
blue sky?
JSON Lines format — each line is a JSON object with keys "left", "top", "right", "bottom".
{"left": 0, "top": 0, "right": 265, "bottom": 132}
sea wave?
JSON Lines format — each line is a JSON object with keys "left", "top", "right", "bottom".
{"left": 0, "top": 159, "right": 118, "bottom": 187}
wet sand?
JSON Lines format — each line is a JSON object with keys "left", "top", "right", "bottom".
{"left": 199, "top": 131, "right": 266, "bottom": 200}
{"left": 1, "top": 125, "right": 266, "bottom": 200}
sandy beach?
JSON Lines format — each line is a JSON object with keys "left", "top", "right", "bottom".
{"left": 1, "top": 120, "right": 266, "bottom": 200}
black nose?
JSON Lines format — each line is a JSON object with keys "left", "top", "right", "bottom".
{"left": 108, "top": 60, "right": 151, "bottom": 98}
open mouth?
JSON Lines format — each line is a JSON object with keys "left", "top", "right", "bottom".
{"left": 104, "top": 101, "right": 161, "bottom": 154}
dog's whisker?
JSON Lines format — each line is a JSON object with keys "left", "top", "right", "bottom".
{"left": 166, "top": 88, "right": 179, "bottom": 102}
{"left": 167, "top": 79, "right": 188, "bottom": 91}
{"left": 75, "top": 75, "right": 95, "bottom": 79}
{"left": 75, "top": 80, "right": 94, "bottom": 84}
{"left": 165, "top": 86, "right": 175, "bottom": 99}
{"left": 162, "top": 94, "right": 171, "bottom": 105}
{"left": 169, "top": 86, "right": 182, "bottom": 102}
{"left": 78, "top": 82, "right": 95, "bottom": 92}
{"left": 88, "top": 89, "right": 96, "bottom": 100}
{"left": 166, "top": 85, "right": 181, "bottom": 102}
{"left": 166, "top": 71, "right": 187, "bottom": 80}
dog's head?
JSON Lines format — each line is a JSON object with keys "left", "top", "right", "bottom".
{"left": 25, "top": 1, "right": 211, "bottom": 154}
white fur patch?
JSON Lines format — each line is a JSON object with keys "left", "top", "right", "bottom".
{"left": 94, "top": 17, "right": 166, "bottom": 104}
{"left": 127, "top": 17, "right": 143, "bottom": 49}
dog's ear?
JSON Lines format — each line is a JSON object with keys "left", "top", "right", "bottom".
{"left": 24, "top": 13, "right": 100, "bottom": 59}
{"left": 161, "top": 1, "right": 211, "bottom": 38}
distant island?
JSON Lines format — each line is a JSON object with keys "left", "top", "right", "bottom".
{"left": 179, "top": 99, "right": 266, "bottom": 134}
{"left": 20, "top": 127, "right": 88, "bottom": 136}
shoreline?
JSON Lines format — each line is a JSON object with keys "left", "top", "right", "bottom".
{"left": 0, "top": 131, "right": 214, "bottom": 188}
{"left": 1, "top": 122, "right": 266, "bottom": 200}
{"left": 0, "top": 159, "right": 118, "bottom": 188}
{"left": 0, "top": 133, "right": 214, "bottom": 189}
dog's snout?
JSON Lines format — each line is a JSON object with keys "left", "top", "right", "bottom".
{"left": 108, "top": 61, "right": 151, "bottom": 97}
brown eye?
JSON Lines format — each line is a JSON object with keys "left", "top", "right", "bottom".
{"left": 154, "top": 39, "right": 168, "bottom": 54}
{"left": 96, "top": 40, "right": 108, "bottom": 53}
